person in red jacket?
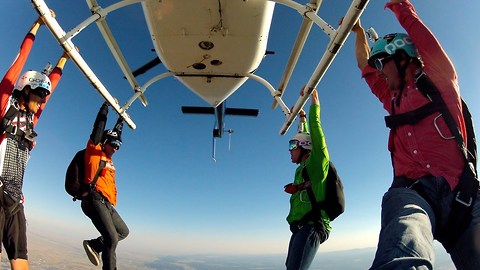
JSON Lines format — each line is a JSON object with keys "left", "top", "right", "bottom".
{"left": 81, "top": 102, "right": 129, "bottom": 270}
{"left": 0, "top": 12, "right": 70, "bottom": 270}
{"left": 351, "top": 0, "right": 479, "bottom": 269}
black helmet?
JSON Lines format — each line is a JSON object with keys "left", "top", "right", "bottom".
{"left": 103, "top": 129, "right": 122, "bottom": 149}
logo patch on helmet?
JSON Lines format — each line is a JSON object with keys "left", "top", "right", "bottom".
{"left": 106, "top": 130, "right": 118, "bottom": 137}
{"left": 28, "top": 77, "right": 51, "bottom": 89}
{"left": 383, "top": 35, "right": 414, "bottom": 55}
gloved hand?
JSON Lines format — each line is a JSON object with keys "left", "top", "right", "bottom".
{"left": 100, "top": 102, "right": 109, "bottom": 113}
{"left": 114, "top": 117, "right": 123, "bottom": 133}
{"left": 284, "top": 183, "right": 305, "bottom": 194}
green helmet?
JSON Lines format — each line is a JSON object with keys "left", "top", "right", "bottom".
{"left": 368, "top": 33, "right": 419, "bottom": 68}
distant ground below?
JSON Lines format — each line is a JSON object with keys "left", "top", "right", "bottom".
{"left": 0, "top": 230, "right": 455, "bottom": 269}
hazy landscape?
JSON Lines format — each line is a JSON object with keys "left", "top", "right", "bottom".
{"left": 0, "top": 232, "right": 455, "bottom": 270}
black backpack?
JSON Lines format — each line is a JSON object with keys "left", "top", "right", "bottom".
{"left": 303, "top": 161, "right": 345, "bottom": 221}
{"left": 65, "top": 149, "right": 105, "bottom": 201}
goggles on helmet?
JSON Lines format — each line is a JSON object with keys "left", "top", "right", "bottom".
{"left": 289, "top": 140, "right": 311, "bottom": 151}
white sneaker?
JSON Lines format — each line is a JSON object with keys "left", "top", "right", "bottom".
{"left": 83, "top": 240, "right": 100, "bottom": 266}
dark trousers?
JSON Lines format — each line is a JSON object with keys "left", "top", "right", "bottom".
{"left": 286, "top": 221, "right": 329, "bottom": 270}
{"left": 81, "top": 191, "right": 129, "bottom": 270}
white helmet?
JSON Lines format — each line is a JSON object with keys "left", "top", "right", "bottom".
{"left": 290, "top": 132, "right": 312, "bottom": 150}
{"left": 16, "top": 70, "right": 52, "bottom": 95}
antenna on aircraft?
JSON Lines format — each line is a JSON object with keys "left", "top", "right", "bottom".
{"left": 212, "top": 128, "right": 234, "bottom": 161}
{"left": 226, "top": 129, "right": 234, "bottom": 152}
{"left": 182, "top": 102, "right": 257, "bottom": 160}
{"left": 212, "top": 135, "right": 217, "bottom": 162}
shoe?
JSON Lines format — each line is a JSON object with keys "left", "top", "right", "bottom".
{"left": 83, "top": 240, "right": 100, "bottom": 266}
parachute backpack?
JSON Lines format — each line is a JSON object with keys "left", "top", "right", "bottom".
{"left": 65, "top": 149, "right": 106, "bottom": 201}
{"left": 302, "top": 161, "right": 345, "bottom": 221}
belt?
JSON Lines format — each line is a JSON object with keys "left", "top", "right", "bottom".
{"left": 90, "top": 190, "right": 109, "bottom": 204}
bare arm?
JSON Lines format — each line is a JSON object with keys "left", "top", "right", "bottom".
{"left": 352, "top": 20, "right": 370, "bottom": 70}
{"left": 310, "top": 89, "right": 319, "bottom": 105}
{"left": 28, "top": 18, "right": 43, "bottom": 37}
{"left": 54, "top": 51, "right": 69, "bottom": 71}
{"left": 29, "top": 10, "right": 55, "bottom": 36}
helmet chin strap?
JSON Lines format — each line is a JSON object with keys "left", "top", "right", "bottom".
{"left": 18, "top": 90, "right": 32, "bottom": 113}
{"left": 296, "top": 147, "right": 309, "bottom": 164}
{"left": 393, "top": 53, "right": 411, "bottom": 106}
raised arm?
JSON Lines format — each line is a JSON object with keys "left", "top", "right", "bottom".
{"left": 386, "top": 0, "right": 455, "bottom": 80}
{"left": 352, "top": 19, "right": 370, "bottom": 70}
{"left": 112, "top": 117, "right": 124, "bottom": 138}
{"left": 28, "top": 9, "right": 56, "bottom": 36}
{"left": 298, "top": 108, "right": 308, "bottom": 133}
{"left": 48, "top": 50, "right": 71, "bottom": 91}
{"left": 32, "top": 51, "right": 72, "bottom": 126}
{"left": 90, "top": 103, "right": 109, "bottom": 144}
{"left": 0, "top": 14, "right": 53, "bottom": 115}
{"left": 310, "top": 88, "right": 319, "bottom": 105}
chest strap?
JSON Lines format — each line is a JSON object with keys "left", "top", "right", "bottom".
{"left": 1, "top": 104, "right": 36, "bottom": 149}
{"left": 384, "top": 101, "right": 440, "bottom": 129}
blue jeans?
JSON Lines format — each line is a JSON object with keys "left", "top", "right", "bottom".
{"left": 370, "top": 176, "right": 480, "bottom": 269}
{"left": 286, "top": 223, "right": 329, "bottom": 270}
{"left": 81, "top": 191, "right": 129, "bottom": 270}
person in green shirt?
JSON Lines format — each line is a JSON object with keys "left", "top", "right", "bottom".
{"left": 284, "top": 88, "right": 330, "bottom": 270}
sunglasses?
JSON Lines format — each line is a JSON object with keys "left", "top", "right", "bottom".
{"left": 108, "top": 140, "right": 121, "bottom": 150}
{"left": 374, "top": 56, "right": 394, "bottom": 71}
{"left": 288, "top": 140, "right": 311, "bottom": 150}
{"left": 30, "top": 88, "right": 49, "bottom": 99}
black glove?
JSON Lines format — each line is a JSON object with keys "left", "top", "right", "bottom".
{"left": 113, "top": 117, "right": 123, "bottom": 134}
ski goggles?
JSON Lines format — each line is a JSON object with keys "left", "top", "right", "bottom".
{"left": 30, "top": 87, "right": 50, "bottom": 99}
{"left": 289, "top": 140, "right": 311, "bottom": 150}
{"left": 374, "top": 56, "right": 394, "bottom": 71}
{"left": 108, "top": 139, "right": 122, "bottom": 150}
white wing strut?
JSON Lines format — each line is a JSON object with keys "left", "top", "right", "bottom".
{"left": 31, "top": 0, "right": 137, "bottom": 129}
{"left": 271, "top": 0, "right": 323, "bottom": 109}
{"left": 273, "top": 0, "right": 370, "bottom": 135}
{"left": 86, "top": 0, "right": 148, "bottom": 107}
{"left": 31, "top": 0, "right": 369, "bottom": 133}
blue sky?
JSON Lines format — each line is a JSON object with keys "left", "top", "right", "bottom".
{"left": 1, "top": 0, "right": 478, "bottom": 259}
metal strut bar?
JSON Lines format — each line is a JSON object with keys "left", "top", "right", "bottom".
{"left": 272, "top": 0, "right": 323, "bottom": 109}
{"left": 31, "top": 0, "right": 137, "bottom": 129}
{"left": 86, "top": 0, "right": 149, "bottom": 107}
{"left": 276, "top": 0, "right": 370, "bottom": 135}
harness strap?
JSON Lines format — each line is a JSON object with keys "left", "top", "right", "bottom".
{"left": 415, "top": 72, "right": 470, "bottom": 159}
{"left": 385, "top": 102, "right": 440, "bottom": 128}
{"left": 1, "top": 103, "right": 37, "bottom": 149}
{"left": 90, "top": 160, "right": 107, "bottom": 191}
{"left": 0, "top": 102, "right": 20, "bottom": 134}
{"left": 299, "top": 165, "right": 326, "bottom": 224}
{"left": 390, "top": 71, "right": 478, "bottom": 251}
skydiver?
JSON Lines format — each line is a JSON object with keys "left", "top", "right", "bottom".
{"left": 0, "top": 11, "right": 70, "bottom": 270}
{"left": 284, "top": 88, "right": 331, "bottom": 270}
{"left": 81, "top": 102, "right": 129, "bottom": 270}
{"left": 351, "top": 0, "right": 479, "bottom": 268}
